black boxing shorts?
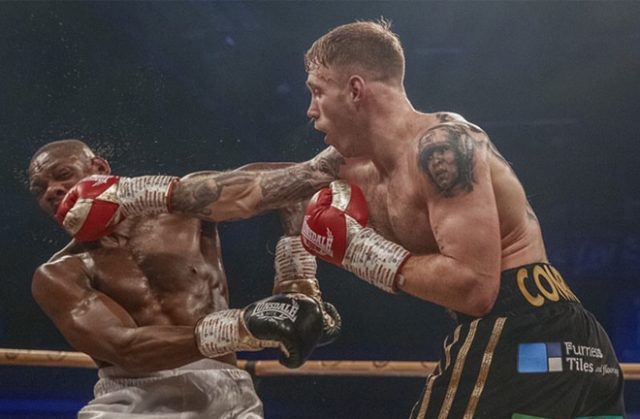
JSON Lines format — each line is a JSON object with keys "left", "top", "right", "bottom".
{"left": 410, "top": 263, "right": 626, "bottom": 419}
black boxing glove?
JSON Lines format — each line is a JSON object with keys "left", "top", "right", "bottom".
{"left": 195, "top": 294, "right": 323, "bottom": 368}
{"left": 273, "top": 235, "right": 342, "bottom": 346}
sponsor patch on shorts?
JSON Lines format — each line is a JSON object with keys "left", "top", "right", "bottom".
{"left": 517, "top": 341, "right": 619, "bottom": 376}
{"left": 517, "top": 343, "right": 562, "bottom": 373}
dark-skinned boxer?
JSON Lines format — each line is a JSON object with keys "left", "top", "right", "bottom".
{"left": 29, "top": 139, "right": 343, "bottom": 418}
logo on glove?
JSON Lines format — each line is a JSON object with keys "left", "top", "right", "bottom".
{"left": 251, "top": 299, "right": 300, "bottom": 322}
{"left": 301, "top": 216, "right": 335, "bottom": 257}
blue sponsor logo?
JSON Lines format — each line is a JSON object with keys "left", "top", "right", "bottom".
{"left": 518, "top": 342, "right": 563, "bottom": 373}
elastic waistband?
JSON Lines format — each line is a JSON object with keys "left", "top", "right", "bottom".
{"left": 94, "top": 358, "right": 249, "bottom": 397}
{"left": 98, "top": 358, "right": 236, "bottom": 379}
{"left": 457, "top": 263, "right": 581, "bottom": 322}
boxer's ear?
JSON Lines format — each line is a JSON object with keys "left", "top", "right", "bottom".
{"left": 348, "top": 75, "right": 365, "bottom": 103}
{"left": 90, "top": 156, "right": 111, "bottom": 175}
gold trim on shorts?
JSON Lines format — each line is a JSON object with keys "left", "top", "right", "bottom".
{"left": 463, "top": 317, "right": 507, "bottom": 418}
{"left": 416, "top": 325, "right": 462, "bottom": 418}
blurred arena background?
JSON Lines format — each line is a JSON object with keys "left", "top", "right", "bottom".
{"left": 0, "top": 2, "right": 638, "bottom": 418}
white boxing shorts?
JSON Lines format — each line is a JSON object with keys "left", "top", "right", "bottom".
{"left": 78, "top": 359, "right": 263, "bottom": 419}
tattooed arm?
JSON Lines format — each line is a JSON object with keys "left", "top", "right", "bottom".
{"left": 397, "top": 124, "right": 502, "bottom": 317}
{"left": 170, "top": 146, "right": 345, "bottom": 222}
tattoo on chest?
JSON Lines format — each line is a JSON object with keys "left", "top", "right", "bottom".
{"left": 418, "top": 125, "right": 476, "bottom": 197}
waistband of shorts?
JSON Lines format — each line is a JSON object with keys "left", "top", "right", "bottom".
{"left": 98, "top": 358, "right": 238, "bottom": 379}
{"left": 456, "top": 263, "right": 581, "bottom": 323}
{"left": 94, "top": 359, "right": 251, "bottom": 397}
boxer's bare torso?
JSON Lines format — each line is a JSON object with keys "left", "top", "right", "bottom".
{"left": 333, "top": 111, "right": 549, "bottom": 315}
{"left": 86, "top": 216, "right": 228, "bottom": 327}
{"left": 341, "top": 112, "right": 547, "bottom": 268}
{"left": 28, "top": 141, "right": 342, "bottom": 373}
{"left": 34, "top": 214, "right": 235, "bottom": 371}
{"left": 29, "top": 152, "right": 235, "bottom": 372}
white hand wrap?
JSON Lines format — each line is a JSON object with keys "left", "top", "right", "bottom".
{"left": 343, "top": 221, "right": 411, "bottom": 293}
{"left": 117, "top": 175, "right": 177, "bottom": 216}
{"left": 194, "top": 309, "right": 281, "bottom": 358}
{"left": 274, "top": 236, "right": 321, "bottom": 298}
{"left": 274, "top": 236, "right": 342, "bottom": 338}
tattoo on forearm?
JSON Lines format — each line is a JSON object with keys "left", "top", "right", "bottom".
{"left": 418, "top": 125, "right": 476, "bottom": 197}
{"left": 257, "top": 168, "right": 320, "bottom": 210}
{"left": 172, "top": 171, "right": 256, "bottom": 216}
{"left": 256, "top": 150, "right": 345, "bottom": 211}
{"left": 257, "top": 168, "right": 317, "bottom": 210}
{"left": 172, "top": 150, "right": 345, "bottom": 217}
{"left": 312, "top": 148, "right": 345, "bottom": 180}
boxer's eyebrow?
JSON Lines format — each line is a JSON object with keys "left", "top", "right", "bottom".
{"left": 29, "top": 161, "right": 62, "bottom": 186}
{"left": 29, "top": 178, "right": 46, "bottom": 194}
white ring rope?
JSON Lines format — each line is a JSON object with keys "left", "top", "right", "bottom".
{"left": 1, "top": 348, "right": 638, "bottom": 379}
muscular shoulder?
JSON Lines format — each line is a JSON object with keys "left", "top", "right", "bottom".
{"left": 433, "top": 111, "right": 466, "bottom": 124}
{"left": 416, "top": 119, "right": 490, "bottom": 198}
{"left": 33, "top": 250, "right": 95, "bottom": 308}
{"left": 36, "top": 251, "right": 90, "bottom": 281}
{"left": 35, "top": 244, "right": 95, "bottom": 291}
{"left": 41, "top": 240, "right": 98, "bottom": 283}
{"left": 431, "top": 112, "right": 486, "bottom": 135}
{"left": 48, "top": 239, "right": 96, "bottom": 263}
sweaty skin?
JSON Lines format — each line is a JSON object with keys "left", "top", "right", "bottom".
{"left": 28, "top": 143, "right": 342, "bottom": 373}
{"left": 30, "top": 149, "right": 232, "bottom": 372}
{"left": 289, "top": 21, "right": 624, "bottom": 418}
{"left": 304, "top": 63, "right": 548, "bottom": 317}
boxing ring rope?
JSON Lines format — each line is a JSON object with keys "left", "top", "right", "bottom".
{"left": 1, "top": 348, "right": 639, "bottom": 380}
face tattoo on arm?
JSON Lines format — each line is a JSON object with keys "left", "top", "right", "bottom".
{"left": 418, "top": 125, "right": 476, "bottom": 197}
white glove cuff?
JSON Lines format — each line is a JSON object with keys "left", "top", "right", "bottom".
{"left": 195, "top": 309, "right": 281, "bottom": 358}
{"left": 117, "top": 175, "right": 177, "bottom": 216}
{"left": 343, "top": 225, "right": 411, "bottom": 293}
{"left": 194, "top": 309, "right": 243, "bottom": 358}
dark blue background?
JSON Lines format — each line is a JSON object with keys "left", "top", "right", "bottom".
{"left": 1, "top": 2, "right": 639, "bottom": 418}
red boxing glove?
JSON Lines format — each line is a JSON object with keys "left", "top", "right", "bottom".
{"left": 301, "top": 181, "right": 368, "bottom": 265}
{"left": 301, "top": 181, "right": 410, "bottom": 293}
{"left": 55, "top": 174, "right": 177, "bottom": 241}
